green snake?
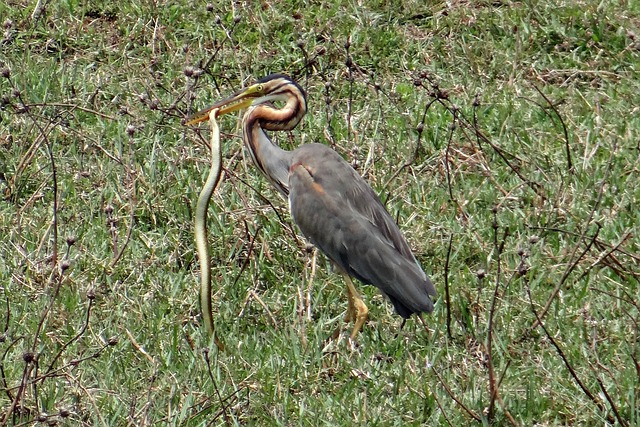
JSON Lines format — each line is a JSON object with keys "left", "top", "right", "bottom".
{"left": 194, "top": 110, "right": 225, "bottom": 350}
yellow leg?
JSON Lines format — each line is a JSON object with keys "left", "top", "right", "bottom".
{"left": 342, "top": 274, "right": 369, "bottom": 339}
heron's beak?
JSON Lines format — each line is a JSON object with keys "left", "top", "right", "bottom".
{"left": 184, "top": 84, "right": 263, "bottom": 126}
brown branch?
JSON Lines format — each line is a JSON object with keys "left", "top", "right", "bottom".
{"left": 487, "top": 218, "right": 509, "bottom": 422}
{"left": 432, "top": 368, "right": 482, "bottom": 422}
{"left": 345, "top": 38, "right": 354, "bottom": 142}
{"left": 458, "top": 118, "right": 545, "bottom": 199}
{"left": 415, "top": 74, "right": 545, "bottom": 199}
{"left": 0, "top": 336, "right": 24, "bottom": 402}
{"left": 1, "top": 353, "right": 35, "bottom": 425}
{"left": 109, "top": 138, "right": 138, "bottom": 269}
{"left": 531, "top": 84, "right": 572, "bottom": 171}
{"left": 531, "top": 141, "right": 615, "bottom": 329}
{"left": 494, "top": 360, "right": 519, "bottom": 426}
{"left": 25, "top": 340, "right": 115, "bottom": 386}
{"left": 44, "top": 296, "right": 94, "bottom": 374}
{"left": 202, "top": 348, "right": 232, "bottom": 426}
{"left": 444, "top": 109, "right": 456, "bottom": 201}
{"left": 432, "top": 392, "right": 455, "bottom": 427}
{"left": 24, "top": 102, "right": 117, "bottom": 121}
{"left": 528, "top": 226, "right": 640, "bottom": 263}
{"left": 384, "top": 98, "right": 438, "bottom": 188}
{"left": 525, "top": 279, "right": 614, "bottom": 424}
{"left": 444, "top": 234, "right": 453, "bottom": 339}
{"left": 592, "top": 369, "right": 628, "bottom": 427}
{"left": 530, "top": 221, "right": 601, "bottom": 331}
{"left": 574, "top": 231, "right": 632, "bottom": 283}
{"left": 231, "top": 222, "right": 262, "bottom": 287}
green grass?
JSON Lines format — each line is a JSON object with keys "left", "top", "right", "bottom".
{"left": 1, "top": 0, "right": 639, "bottom": 425}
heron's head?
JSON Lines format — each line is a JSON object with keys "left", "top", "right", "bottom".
{"left": 185, "top": 74, "right": 306, "bottom": 126}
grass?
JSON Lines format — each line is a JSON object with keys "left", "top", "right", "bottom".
{"left": 1, "top": 0, "right": 639, "bottom": 425}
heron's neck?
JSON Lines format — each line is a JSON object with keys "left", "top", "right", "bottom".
{"left": 243, "top": 115, "right": 291, "bottom": 196}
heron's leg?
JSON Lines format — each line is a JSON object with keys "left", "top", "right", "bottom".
{"left": 342, "top": 273, "right": 369, "bottom": 338}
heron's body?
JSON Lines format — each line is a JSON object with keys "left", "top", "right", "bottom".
{"left": 187, "top": 74, "right": 436, "bottom": 338}
{"left": 288, "top": 144, "right": 435, "bottom": 318}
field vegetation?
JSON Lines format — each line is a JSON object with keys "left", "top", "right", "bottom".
{"left": 1, "top": 0, "right": 639, "bottom": 425}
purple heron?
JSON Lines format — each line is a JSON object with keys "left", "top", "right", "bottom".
{"left": 186, "top": 74, "right": 436, "bottom": 340}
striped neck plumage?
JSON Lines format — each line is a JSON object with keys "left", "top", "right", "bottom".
{"left": 242, "top": 107, "right": 297, "bottom": 197}
{"left": 238, "top": 78, "right": 307, "bottom": 197}
{"left": 252, "top": 81, "right": 307, "bottom": 131}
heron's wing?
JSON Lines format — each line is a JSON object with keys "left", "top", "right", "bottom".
{"left": 289, "top": 144, "right": 436, "bottom": 317}
{"left": 344, "top": 166, "right": 417, "bottom": 262}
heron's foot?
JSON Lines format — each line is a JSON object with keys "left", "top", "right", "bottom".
{"left": 326, "top": 274, "right": 370, "bottom": 346}
{"left": 331, "top": 298, "right": 368, "bottom": 345}
{"left": 326, "top": 325, "right": 362, "bottom": 351}
{"left": 342, "top": 274, "right": 369, "bottom": 338}
{"left": 349, "top": 297, "right": 369, "bottom": 339}
{"left": 329, "top": 301, "right": 368, "bottom": 339}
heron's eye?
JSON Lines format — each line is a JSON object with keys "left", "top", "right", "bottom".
{"left": 256, "top": 84, "right": 264, "bottom": 92}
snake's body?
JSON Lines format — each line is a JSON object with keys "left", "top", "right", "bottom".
{"left": 194, "top": 111, "right": 224, "bottom": 350}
